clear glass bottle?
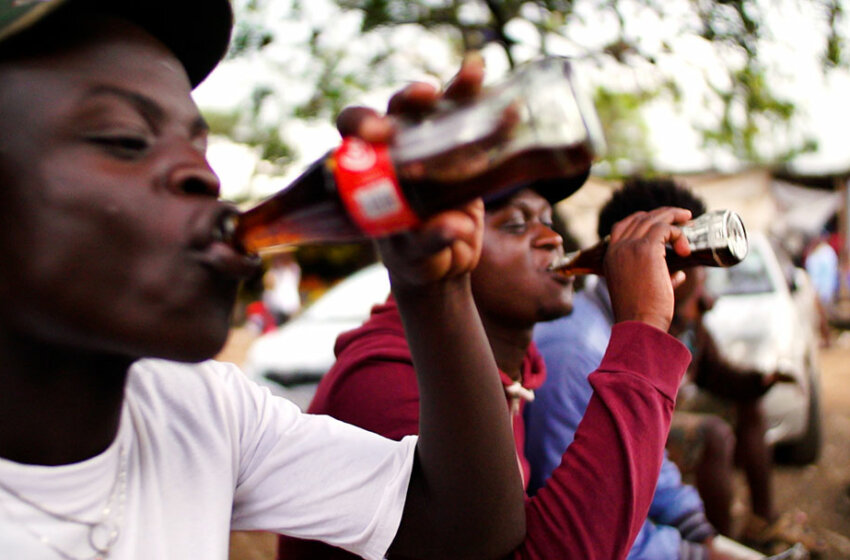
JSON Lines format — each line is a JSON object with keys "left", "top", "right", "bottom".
{"left": 232, "top": 56, "right": 606, "bottom": 254}
{"left": 549, "top": 209, "right": 749, "bottom": 277}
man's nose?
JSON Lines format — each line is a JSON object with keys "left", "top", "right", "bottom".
{"left": 167, "top": 151, "right": 221, "bottom": 198}
{"left": 534, "top": 223, "right": 563, "bottom": 250}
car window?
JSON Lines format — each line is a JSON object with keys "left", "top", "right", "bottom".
{"left": 706, "top": 243, "right": 776, "bottom": 296}
{"left": 301, "top": 264, "right": 391, "bottom": 321}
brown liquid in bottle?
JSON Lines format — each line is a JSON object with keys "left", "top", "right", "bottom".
{"left": 398, "top": 143, "right": 593, "bottom": 217}
{"left": 230, "top": 56, "right": 606, "bottom": 255}
{"left": 234, "top": 156, "right": 366, "bottom": 254}
{"left": 234, "top": 142, "right": 594, "bottom": 255}
{"left": 664, "top": 245, "right": 742, "bottom": 269}
{"left": 550, "top": 242, "right": 609, "bottom": 277}
{"left": 552, "top": 243, "right": 741, "bottom": 277}
{"left": 551, "top": 210, "right": 748, "bottom": 277}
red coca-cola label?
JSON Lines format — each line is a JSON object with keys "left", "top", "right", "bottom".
{"left": 331, "top": 137, "right": 420, "bottom": 236}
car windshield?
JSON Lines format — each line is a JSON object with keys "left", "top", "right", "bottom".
{"left": 301, "top": 264, "right": 391, "bottom": 321}
{"left": 705, "top": 245, "right": 775, "bottom": 296}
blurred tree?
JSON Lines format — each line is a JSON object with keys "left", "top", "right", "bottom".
{"left": 217, "top": 0, "right": 847, "bottom": 180}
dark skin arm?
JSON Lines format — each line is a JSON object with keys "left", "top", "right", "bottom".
{"left": 693, "top": 320, "right": 796, "bottom": 401}
{"left": 339, "top": 54, "right": 526, "bottom": 559}
{"left": 673, "top": 286, "right": 797, "bottom": 400}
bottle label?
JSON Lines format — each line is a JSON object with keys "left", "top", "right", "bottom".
{"left": 331, "top": 137, "right": 420, "bottom": 236}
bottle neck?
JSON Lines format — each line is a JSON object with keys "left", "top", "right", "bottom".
{"left": 235, "top": 155, "right": 364, "bottom": 253}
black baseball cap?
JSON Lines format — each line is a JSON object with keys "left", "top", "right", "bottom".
{"left": 484, "top": 169, "right": 590, "bottom": 208}
{"left": 0, "top": 0, "right": 233, "bottom": 88}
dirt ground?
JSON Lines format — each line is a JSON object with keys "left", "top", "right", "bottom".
{"left": 764, "top": 331, "right": 850, "bottom": 559}
{"left": 220, "top": 327, "right": 850, "bottom": 560}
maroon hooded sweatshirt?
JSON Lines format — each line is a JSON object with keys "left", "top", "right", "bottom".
{"left": 279, "top": 297, "right": 689, "bottom": 560}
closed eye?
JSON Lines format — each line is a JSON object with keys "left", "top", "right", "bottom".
{"left": 89, "top": 136, "right": 150, "bottom": 159}
{"left": 500, "top": 221, "right": 528, "bottom": 233}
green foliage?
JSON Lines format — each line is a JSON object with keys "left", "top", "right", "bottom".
{"left": 698, "top": 62, "right": 810, "bottom": 163}
{"left": 203, "top": 110, "right": 241, "bottom": 137}
{"left": 203, "top": 107, "right": 296, "bottom": 174}
{"left": 221, "top": 0, "right": 848, "bottom": 183}
{"left": 258, "top": 128, "right": 297, "bottom": 167}
{"left": 824, "top": 0, "right": 846, "bottom": 67}
{"left": 593, "top": 86, "right": 657, "bottom": 176}
{"left": 334, "top": 0, "right": 840, "bottom": 170}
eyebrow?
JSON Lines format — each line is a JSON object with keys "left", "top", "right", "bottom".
{"left": 86, "top": 84, "right": 209, "bottom": 136}
{"left": 509, "top": 198, "right": 552, "bottom": 215}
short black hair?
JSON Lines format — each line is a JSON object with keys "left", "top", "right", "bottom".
{"left": 596, "top": 177, "right": 706, "bottom": 239}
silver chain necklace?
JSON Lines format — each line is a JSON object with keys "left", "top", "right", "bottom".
{"left": 0, "top": 445, "right": 128, "bottom": 560}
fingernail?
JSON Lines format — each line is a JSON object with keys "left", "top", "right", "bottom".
{"left": 359, "top": 115, "right": 393, "bottom": 139}
{"left": 463, "top": 50, "right": 485, "bottom": 67}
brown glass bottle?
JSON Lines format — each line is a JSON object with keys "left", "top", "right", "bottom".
{"left": 232, "top": 56, "right": 605, "bottom": 255}
{"left": 550, "top": 209, "right": 749, "bottom": 277}
{"left": 233, "top": 154, "right": 363, "bottom": 251}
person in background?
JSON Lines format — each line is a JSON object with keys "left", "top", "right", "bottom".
{"left": 669, "top": 267, "right": 823, "bottom": 556}
{"left": 527, "top": 177, "right": 821, "bottom": 557}
{"left": 279, "top": 175, "right": 696, "bottom": 559}
{"left": 0, "top": 1, "right": 529, "bottom": 558}
{"left": 244, "top": 252, "right": 303, "bottom": 334}
{"left": 262, "top": 252, "right": 302, "bottom": 326}
{"left": 804, "top": 235, "right": 839, "bottom": 307}
{"left": 803, "top": 233, "right": 838, "bottom": 346}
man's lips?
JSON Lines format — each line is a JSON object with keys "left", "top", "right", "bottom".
{"left": 548, "top": 268, "right": 574, "bottom": 285}
{"left": 193, "top": 206, "right": 262, "bottom": 280}
{"left": 544, "top": 254, "right": 574, "bottom": 285}
{"left": 199, "top": 240, "right": 262, "bottom": 279}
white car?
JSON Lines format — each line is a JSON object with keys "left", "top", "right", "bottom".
{"left": 243, "top": 263, "right": 391, "bottom": 410}
{"left": 703, "top": 231, "right": 823, "bottom": 464}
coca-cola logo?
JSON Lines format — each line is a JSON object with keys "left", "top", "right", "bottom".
{"left": 338, "top": 138, "right": 377, "bottom": 172}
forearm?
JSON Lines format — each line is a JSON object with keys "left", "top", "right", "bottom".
{"left": 516, "top": 323, "right": 689, "bottom": 559}
{"left": 694, "top": 331, "right": 767, "bottom": 401}
{"left": 390, "top": 276, "right": 525, "bottom": 559}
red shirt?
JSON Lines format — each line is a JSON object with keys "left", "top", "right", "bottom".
{"left": 279, "top": 298, "right": 690, "bottom": 559}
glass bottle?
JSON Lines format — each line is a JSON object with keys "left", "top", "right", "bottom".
{"left": 232, "top": 56, "right": 605, "bottom": 254}
{"left": 549, "top": 209, "right": 749, "bottom": 277}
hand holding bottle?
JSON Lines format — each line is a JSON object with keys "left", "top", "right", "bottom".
{"left": 339, "top": 53, "right": 490, "bottom": 291}
{"left": 604, "top": 207, "right": 694, "bottom": 332}
{"left": 340, "top": 57, "right": 528, "bottom": 552}
{"left": 233, "top": 54, "right": 602, "bottom": 252}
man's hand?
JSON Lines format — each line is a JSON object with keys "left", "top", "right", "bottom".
{"left": 605, "top": 206, "right": 693, "bottom": 332}
{"left": 337, "top": 55, "right": 527, "bottom": 558}
{"left": 765, "top": 370, "right": 799, "bottom": 388}
{"left": 376, "top": 200, "right": 484, "bottom": 291}
{"left": 336, "top": 53, "right": 489, "bottom": 291}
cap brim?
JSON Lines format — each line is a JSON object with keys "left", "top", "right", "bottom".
{"left": 529, "top": 171, "right": 590, "bottom": 205}
{"left": 0, "top": 1, "right": 66, "bottom": 43}
{"left": 484, "top": 169, "right": 590, "bottom": 208}
{"left": 0, "top": 0, "right": 233, "bottom": 88}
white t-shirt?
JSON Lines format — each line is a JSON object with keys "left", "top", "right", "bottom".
{"left": 0, "top": 359, "right": 417, "bottom": 559}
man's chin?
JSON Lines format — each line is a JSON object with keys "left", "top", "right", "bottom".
{"left": 150, "top": 324, "right": 230, "bottom": 363}
{"left": 539, "top": 301, "right": 573, "bottom": 322}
